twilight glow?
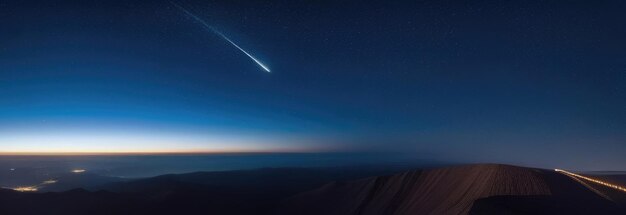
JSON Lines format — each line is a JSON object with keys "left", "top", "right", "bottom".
{"left": 0, "top": 128, "right": 315, "bottom": 154}
{"left": 0, "top": 0, "right": 625, "bottom": 170}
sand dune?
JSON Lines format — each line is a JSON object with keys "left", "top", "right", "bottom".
{"left": 278, "top": 164, "right": 554, "bottom": 215}
{"left": 2, "top": 164, "right": 623, "bottom": 215}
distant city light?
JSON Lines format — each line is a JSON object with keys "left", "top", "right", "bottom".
{"left": 10, "top": 179, "right": 59, "bottom": 192}
{"left": 71, "top": 169, "right": 86, "bottom": 173}
{"left": 13, "top": 186, "right": 38, "bottom": 192}
{"left": 42, "top": 180, "right": 58, "bottom": 184}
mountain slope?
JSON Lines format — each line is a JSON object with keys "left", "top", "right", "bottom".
{"left": 1, "top": 164, "right": 624, "bottom": 215}
{"left": 277, "top": 164, "right": 624, "bottom": 215}
{"left": 0, "top": 166, "right": 418, "bottom": 215}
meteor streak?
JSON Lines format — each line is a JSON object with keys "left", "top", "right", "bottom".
{"left": 170, "top": 1, "right": 271, "bottom": 72}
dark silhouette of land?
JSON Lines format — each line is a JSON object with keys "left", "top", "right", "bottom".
{"left": 0, "top": 164, "right": 624, "bottom": 215}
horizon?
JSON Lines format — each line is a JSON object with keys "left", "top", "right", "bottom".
{"left": 2, "top": 1, "right": 626, "bottom": 214}
{"left": 0, "top": 0, "right": 626, "bottom": 215}
{"left": 1, "top": 0, "right": 625, "bottom": 171}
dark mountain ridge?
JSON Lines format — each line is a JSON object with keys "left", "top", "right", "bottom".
{"left": 1, "top": 164, "right": 624, "bottom": 215}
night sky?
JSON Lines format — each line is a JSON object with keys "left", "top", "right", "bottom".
{"left": 1, "top": 0, "right": 625, "bottom": 169}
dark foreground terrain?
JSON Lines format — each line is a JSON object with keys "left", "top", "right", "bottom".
{"left": 0, "top": 164, "right": 624, "bottom": 215}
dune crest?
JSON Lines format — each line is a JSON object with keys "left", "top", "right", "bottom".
{"left": 279, "top": 164, "right": 551, "bottom": 215}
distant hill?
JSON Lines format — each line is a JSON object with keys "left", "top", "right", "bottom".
{"left": 0, "top": 165, "right": 414, "bottom": 215}
{"left": 277, "top": 164, "right": 626, "bottom": 215}
{"left": 38, "top": 172, "right": 124, "bottom": 192}
{"left": 0, "top": 164, "right": 624, "bottom": 215}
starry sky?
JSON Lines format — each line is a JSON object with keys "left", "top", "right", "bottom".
{"left": 0, "top": 0, "right": 625, "bottom": 169}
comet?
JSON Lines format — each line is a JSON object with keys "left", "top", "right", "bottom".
{"left": 170, "top": 1, "right": 271, "bottom": 72}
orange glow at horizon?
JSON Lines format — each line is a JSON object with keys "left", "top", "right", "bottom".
{"left": 0, "top": 150, "right": 253, "bottom": 155}
{"left": 0, "top": 130, "right": 330, "bottom": 155}
{"left": 0, "top": 147, "right": 316, "bottom": 156}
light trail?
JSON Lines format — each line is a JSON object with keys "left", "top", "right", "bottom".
{"left": 555, "top": 169, "right": 626, "bottom": 193}
{"left": 213, "top": 31, "right": 272, "bottom": 73}
{"left": 560, "top": 171, "right": 612, "bottom": 200}
{"left": 170, "top": 1, "right": 271, "bottom": 72}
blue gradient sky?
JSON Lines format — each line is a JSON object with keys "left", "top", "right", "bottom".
{"left": 1, "top": 0, "right": 625, "bottom": 169}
